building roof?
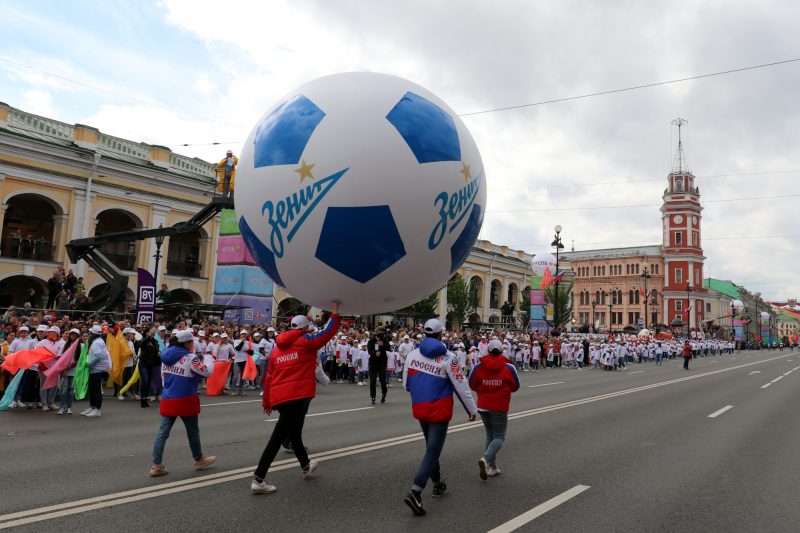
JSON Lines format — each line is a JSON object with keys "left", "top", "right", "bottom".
{"left": 559, "top": 244, "right": 662, "bottom": 261}
{"left": 703, "top": 278, "right": 740, "bottom": 299}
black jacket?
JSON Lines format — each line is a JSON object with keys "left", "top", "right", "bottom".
{"left": 139, "top": 336, "right": 161, "bottom": 366}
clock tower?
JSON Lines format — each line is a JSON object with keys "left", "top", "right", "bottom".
{"left": 661, "top": 118, "right": 706, "bottom": 331}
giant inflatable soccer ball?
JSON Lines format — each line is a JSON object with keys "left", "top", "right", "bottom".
{"left": 531, "top": 252, "right": 557, "bottom": 276}
{"left": 235, "top": 72, "right": 486, "bottom": 315}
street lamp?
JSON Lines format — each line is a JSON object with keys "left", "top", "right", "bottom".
{"left": 551, "top": 225, "right": 564, "bottom": 332}
{"left": 591, "top": 300, "right": 597, "bottom": 333}
{"left": 640, "top": 267, "right": 651, "bottom": 329}
{"left": 686, "top": 284, "right": 692, "bottom": 337}
{"left": 153, "top": 224, "right": 165, "bottom": 290}
{"left": 730, "top": 301, "right": 736, "bottom": 342}
{"left": 754, "top": 292, "right": 761, "bottom": 346}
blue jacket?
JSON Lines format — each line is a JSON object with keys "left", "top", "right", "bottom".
{"left": 160, "top": 345, "right": 214, "bottom": 417}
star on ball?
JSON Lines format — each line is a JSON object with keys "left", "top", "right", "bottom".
{"left": 459, "top": 162, "right": 472, "bottom": 182}
{"left": 294, "top": 159, "right": 316, "bottom": 181}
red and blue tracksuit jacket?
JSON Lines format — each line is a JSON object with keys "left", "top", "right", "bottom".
{"left": 403, "top": 337, "right": 477, "bottom": 423}
{"left": 159, "top": 345, "right": 214, "bottom": 417}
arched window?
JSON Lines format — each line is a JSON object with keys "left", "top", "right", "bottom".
{"left": 95, "top": 209, "right": 143, "bottom": 271}
{"left": 490, "top": 280, "right": 502, "bottom": 309}
{"left": 469, "top": 276, "right": 483, "bottom": 308}
{"left": 167, "top": 227, "right": 207, "bottom": 278}
{"left": 1, "top": 193, "right": 60, "bottom": 261}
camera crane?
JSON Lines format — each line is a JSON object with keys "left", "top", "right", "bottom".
{"left": 66, "top": 194, "right": 234, "bottom": 312}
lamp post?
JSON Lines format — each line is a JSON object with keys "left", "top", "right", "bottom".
{"left": 591, "top": 300, "right": 597, "bottom": 333}
{"left": 153, "top": 224, "right": 165, "bottom": 290}
{"left": 686, "top": 284, "right": 692, "bottom": 338}
{"left": 640, "top": 268, "right": 651, "bottom": 330}
{"left": 730, "top": 301, "right": 736, "bottom": 342}
{"left": 754, "top": 292, "right": 761, "bottom": 346}
{"left": 551, "top": 225, "right": 564, "bottom": 332}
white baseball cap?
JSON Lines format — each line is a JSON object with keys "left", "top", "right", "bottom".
{"left": 36, "top": 325, "right": 48, "bottom": 332}
{"left": 89, "top": 325, "right": 102, "bottom": 335}
{"left": 423, "top": 319, "right": 443, "bottom": 334}
{"left": 176, "top": 329, "right": 195, "bottom": 343}
{"left": 290, "top": 315, "right": 312, "bottom": 330}
{"left": 69, "top": 328, "right": 80, "bottom": 335}
{"left": 198, "top": 330, "right": 206, "bottom": 337}
{"left": 212, "top": 332, "right": 220, "bottom": 337}
{"left": 487, "top": 339, "right": 504, "bottom": 354}
{"left": 18, "top": 326, "right": 29, "bottom": 331}
{"left": 157, "top": 325, "right": 167, "bottom": 331}
{"left": 220, "top": 333, "right": 228, "bottom": 339}
{"left": 47, "top": 326, "right": 61, "bottom": 334}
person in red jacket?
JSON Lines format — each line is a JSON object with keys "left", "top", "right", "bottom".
{"left": 469, "top": 339, "right": 520, "bottom": 480}
{"left": 683, "top": 340, "right": 692, "bottom": 370}
{"left": 251, "top": 302, "right": 340, "bottom": 494}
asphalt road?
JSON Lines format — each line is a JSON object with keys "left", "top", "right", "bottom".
{"left": 2, "top": 349, "right": 799, "bottom": 532}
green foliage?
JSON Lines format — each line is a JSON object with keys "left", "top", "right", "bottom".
{"left": 447, "top": 275, "right": 474, "bottom": 327}
{"left": 398, "top": 291, "right": 440, "bottom": 320}
{"left": 545, "top": 283, "right": 572, "bottom": 329}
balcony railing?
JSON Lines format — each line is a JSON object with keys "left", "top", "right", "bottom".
{"left": 0, "top": 236, "right": 55, "bottom": 262}
{"left": 166, "top": 260, "right": 203, "bottom": 278}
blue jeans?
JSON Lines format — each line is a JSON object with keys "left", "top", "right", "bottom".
{"left": 59, "top": 376, "right": 74, "bottom": 409}
{"left": 412, "top": 420, "right": 449, "bottom": 492}
{"left": 152, "top": 415, "right": 202, "bottom": 465}
{"left": 479, "top": 410, "right": 508, "bottom": 467}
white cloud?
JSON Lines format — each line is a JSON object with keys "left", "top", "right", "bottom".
{"left": 21, "top": 89, "right": 55, "bottom": 117}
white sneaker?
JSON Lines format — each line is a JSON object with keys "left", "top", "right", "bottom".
{"left": 56, "top": 408, "right": 64, "bottom": 415}
{"left": 86, "top": 409, "right": 101, "bottom": 417}
{"left": 251, "top": 479, "right": 277, "bottom": 494}
{"left": 117, "top": 395, "right": 125, "bottom": 400}
{"left": 259, "top": 391, "right": 263, "bottom": 397}
{"left": 80, "top": 408, "right": 92, "bottom": 416}
{"left": 487, "top": 466, "right": 501, "bottom": 477}
{"left": 66, "top": 408, "right": 73, "bottom": 415}
{"left": 302, "top": 460, "right": 319, "bottom": 480}
{"left": 41, "top": 405, "right": 50, "bottom": 412}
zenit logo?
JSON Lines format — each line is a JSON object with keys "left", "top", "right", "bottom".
{"left": 428, "top": 170, "right": 483, "bottom": 250}
{"left": 261, "top": 168, "right": 348, "bottom": 258}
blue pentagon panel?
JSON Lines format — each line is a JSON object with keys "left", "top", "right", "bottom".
{"left": 239, "top": 216, "right": 285, "bottom": 287}
{"left": 449, "top": 204, "right": 483, "bottom": 275}
{"left": 253, "top": 94, "right": 325, "bottom": 168}
{"left": 386, "top": 91, "right": 461, "bottom": 164}
{"left": 315, "top": 206, "right": 407, "bottom": 284}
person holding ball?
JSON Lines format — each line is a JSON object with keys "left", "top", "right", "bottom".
{"left": 251, "top": 302, "right": 341, "bottom": 494}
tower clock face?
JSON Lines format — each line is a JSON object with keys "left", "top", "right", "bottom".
{"left": 673, "top": 215, "right": 683, "bottom": 224}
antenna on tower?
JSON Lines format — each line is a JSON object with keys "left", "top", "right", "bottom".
{"left": 671, "top": 117, "right": 689, "bottom": 173}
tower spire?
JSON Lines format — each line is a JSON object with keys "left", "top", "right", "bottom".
{"left": 671, "top": 117, "right": 689, "bottom": 173}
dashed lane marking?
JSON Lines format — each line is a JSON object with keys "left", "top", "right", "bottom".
{"left": 488, "top": 485, "right": 591, "bottom": 533}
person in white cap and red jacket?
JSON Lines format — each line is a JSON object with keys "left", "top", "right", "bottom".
{"left": 149, "top": 329, "right": 216, "bottom": 477}
{"left": 469, "top": 339, "right": 520, "bottom": 480}
{"left": 251, "top": 302, "right": 340, "bottom": 494}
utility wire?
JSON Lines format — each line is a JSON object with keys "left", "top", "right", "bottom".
{"left": 459, "top": 58, "right": 800, "bottom": 116}
{"left": 486, "top": 193, "right": 800, "bottom": 213}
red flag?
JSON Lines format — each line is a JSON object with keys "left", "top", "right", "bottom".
{"left": 243, "top": 355, "right": 258, "bottom": 380}
{"left": 206, "top": 360, "right": 232, "bottom": 396}
{"left": 540, "top": 269, "right": 553, "bottom": 289}
{"left": 42, "top": 341, "right": 79, "bottom": 389}
{"left": 640, "top": 288, "right": 645, "bottom": 298}
{"left": 1, "top": 347, "right": 55, "bottom": 375}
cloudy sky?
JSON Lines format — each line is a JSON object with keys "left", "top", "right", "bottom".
{"left": 2, "top": 0, "right": 798, "bottom": 300}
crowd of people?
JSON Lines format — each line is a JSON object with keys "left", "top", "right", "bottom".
{"left": 2, "top": 301, "right": 797, "bottom": 517}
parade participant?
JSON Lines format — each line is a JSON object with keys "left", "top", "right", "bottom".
{"left": 56, "top": 328, "right": 81, "bottom": 415}
{"left": 149, "top": 329, "right": 216, "bottom": 477}
{"left": 233, "top": 330, "right": 253, "bottom": 396}
{"left": 367, "top": 326, "right": 390, "bottom": 404}
{"left": 402, "top": 318, "right": 477, "bottom": 517}
{"left": 251, "top": 303, "right": 340, "bottom": 494}
{"left": 683, "top": 340, "right": 692, "bottom": 370}
{"left": 36, "top": 325, "right": 63, "bottom": 411}
{"left": 84, "top": 325, "right": 110, "bottom": 417}
{"left": 215, "top": 149, "right": 238, "bottom": 195}
{"left": 469, "top": 339, "right": 520, "bottom": 480}
{"left": 138, "top": 326, "right": 161, "bottom": 408}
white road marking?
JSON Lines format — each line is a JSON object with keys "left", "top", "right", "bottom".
{"left": 265, "top": 406, "right": 373, "bottom": 422}
{"left": 707, "top": 405, "right": 734, "bottom": 418}
{"left": 629, "top": 371, "right": 644, "bottom": 374}
{"left": 770, "top": 376, "right": 783, "bottom": 383}
{"left": 783, "top": 371, "right": 793, "bottom": 376}
{"left": 487, "top": 485, "right": 591, "bottom": 533}
{"left": 2, "top": 352, "right": 794, "bottom": 530}
{"left": 761, "top": 383, "right": 772, "bottom": 389}
{"left": 200, "top": 399, "right": 261, "bottom": 407}
{"left": 748, "top": 371, "right": 761, "bottom": 375}
{"left": 528, "top": 382, "right": 565, "bottom": 388}
{"left": 793, "top": 366, "right": 800, "bottom": 371}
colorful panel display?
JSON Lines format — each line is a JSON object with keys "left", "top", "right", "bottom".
{"left": 242, "top": 266, "right": 273, "bottom": 297}
{"left": 219, "top": 209, "right": 240, "bottom": 236}
{"left": 214, "top": 265, "right": 243, "bottom": 294}
{"left": 217, "top": 235, "right": 247, "bottom": 265}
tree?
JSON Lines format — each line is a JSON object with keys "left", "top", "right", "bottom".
{"left": 519, "top": 289, "right": 531, "bottom": 328}
{"left": 447, "top": 275, "right": 474, "bottom": 329}
{"left": 398, "top": 291, "right": 440, "bottom": 321}
{"left": 545, "top": 283, "right": 572, "bottom": 329}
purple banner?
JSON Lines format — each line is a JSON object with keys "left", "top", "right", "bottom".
{"left": 213, "top": 295, "right": 273, "bottom": 325}
{"left": 135, "top": 268, "right": 156, "bottom": 324}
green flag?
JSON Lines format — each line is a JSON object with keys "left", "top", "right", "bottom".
{"left": 73, "top": 344, "right": 89, "bottom": 400}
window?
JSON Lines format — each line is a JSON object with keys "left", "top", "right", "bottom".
{"left": 675, "top": 268, "right": 683, "bottom": 284}
{"left": 635, "top": 263, "right": 640, "bottom": 274}
{"left": 653, "top": 265, "right": 659, "bottom": 274}
{"left": 628, "top": 312, "right": 635, "bottom": 325}
{"left": 706, "top": 303, "right": 711, "bottom": 313}
{"left": 692, "top": 232, "right": 698, "bottom": 246}
{"left": 675, "top": 180, "right": 683, "bottom": 192}
{"left": 695, "top": 270, "right": 700, "bottom": 285}
{"left": 675, "top": 232, "right": 682, "bottom": 245}
{"left": 675, "top": 300, "right": 683, "bottom": 311}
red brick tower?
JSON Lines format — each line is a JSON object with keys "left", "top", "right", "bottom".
{"left": 661, "top": 118, "right": 706, "bottom": 332}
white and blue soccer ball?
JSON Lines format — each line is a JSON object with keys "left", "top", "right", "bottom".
{"left": 235, "top": 72, "right": 486, "bottom": 315}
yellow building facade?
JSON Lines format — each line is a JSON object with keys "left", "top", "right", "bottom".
{"left": 0, "top": 102, "right": 219, "bottom": 308}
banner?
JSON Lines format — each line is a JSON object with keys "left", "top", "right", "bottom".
{"left": 136, "top": 268, "right": 156, "bottom": 324}
{"left": 206, "top": 360, "right": 233, "bottom": 396}
{"left": 42, "top": 341, "right": 79, "bottom": 390}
